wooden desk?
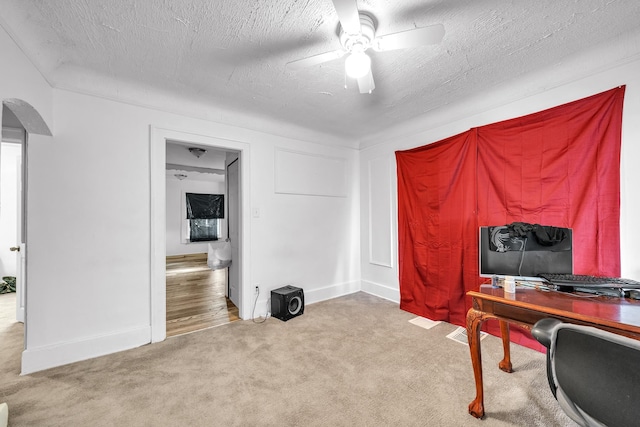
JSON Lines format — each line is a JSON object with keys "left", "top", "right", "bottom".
{"left": 466, "top": 284, "right": 640, "bottom": 418}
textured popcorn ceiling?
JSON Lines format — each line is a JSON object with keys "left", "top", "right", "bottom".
{"left": 1, "top": 0, "right": 639, "bottom": 146}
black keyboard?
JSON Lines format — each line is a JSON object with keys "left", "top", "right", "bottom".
{"left": 538, "top": 273, "right": 640, "bottom": 289}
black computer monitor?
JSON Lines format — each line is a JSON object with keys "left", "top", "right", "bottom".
{"left": 479, "top": 225, "right": 573, "bottom": 280}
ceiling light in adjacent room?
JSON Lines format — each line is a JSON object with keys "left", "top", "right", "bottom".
{"left": 188, "top": 147, "right": 207, "bottom": 158}
{"left": 345, "top": 51, "right": 371, "bottom": 79}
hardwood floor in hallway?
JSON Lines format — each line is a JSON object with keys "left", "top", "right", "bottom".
{"left": 166, "top": 253, "right": 239, "bottom": 337}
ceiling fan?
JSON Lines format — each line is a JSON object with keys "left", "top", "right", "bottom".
{"left": 286, "top": 0, "right": 445, "bottom": 94}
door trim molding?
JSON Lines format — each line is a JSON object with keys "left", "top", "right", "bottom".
{"left": 226, "top": 157, "right": 240, "bottom": 306}
{"left": 149, "top": 126, "right": 251, "bottom": 343}
{"left": 1, "top": 126, "right": 24, "bottom": 143}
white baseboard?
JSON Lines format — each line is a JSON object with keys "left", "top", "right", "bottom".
{"left": 361, "top": 279, "right": 400, "bottom": 303}
{"left": 21, "top": 326, "right": 150, "bottom": 375}
{"left": 251, "top": 280, "right": 361, "bottom": 319}
{"left": 304, "top": 280, "right": 360, "bottom": 304}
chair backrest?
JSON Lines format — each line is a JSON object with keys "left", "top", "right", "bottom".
{"left": 532, "top": 318, "right": 640, "bottom": 427}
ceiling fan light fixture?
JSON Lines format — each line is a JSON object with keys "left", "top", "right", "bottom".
{"left": 345, "top": 51, "right": 371, "bottom": 79}
{"left": 286, "top": 3, "right": 444, "bottom": 94}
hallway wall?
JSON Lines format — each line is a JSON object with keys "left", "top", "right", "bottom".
{"left": 166, "top": 175, "right": 226, "bottom": 256}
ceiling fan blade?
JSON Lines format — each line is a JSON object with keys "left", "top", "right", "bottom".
{"left": 372, "top": 24, "right": 445, "bottom": 52}
{"left": 331, "top": 0, "right": 362, "bottom": 35}
{"left": 357, "top": 69, "right": 375, "bottom": 94}
{"left": 286, "top": 49, "right": 345, "bottom": 70}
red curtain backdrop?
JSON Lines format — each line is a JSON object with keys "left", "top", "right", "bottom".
{"left": 396, "top": 87, "right": 625, "bottom": 350}
{"left": 396, "top": 131, "right": 478, "bottom": 322}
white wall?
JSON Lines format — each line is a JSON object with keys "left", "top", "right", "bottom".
{"left": 0, "top": 24, "right": 52, "bottom": 131}
{"left": 244, "top": 136, "right": 361, "bottom": 316}
{"left": 16, "top": 82, "right": 358, "bottom": 372}
{"left": 0, "top": 22, "right": 53, "bottom": 370}
{"left": 0, "top": 142, "right": 20, "bottom": 277}
{"left": 360, "top": 31, "right": 640, "bottom": 303}
{"left": 166, "top": 175, "right": 226, "bottom": 256}
{"left": 0, "top": 19, "right": 359, "bottom": 373}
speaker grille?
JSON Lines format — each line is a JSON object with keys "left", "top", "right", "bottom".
{"left": 288, "top": 296, "right": 302, "bottom": 315}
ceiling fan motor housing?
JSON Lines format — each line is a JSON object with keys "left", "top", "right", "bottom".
{"left": 340, "top": 14, "right": 375, "bottom": 53}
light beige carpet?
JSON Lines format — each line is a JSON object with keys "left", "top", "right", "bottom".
{"left": 0, "top": 292, "right": 574, "bottom": 426}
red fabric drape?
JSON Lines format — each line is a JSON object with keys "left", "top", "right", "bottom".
{"left": 476, "top": 87, "right": 625, "bottom": 349}
{"left": 396, "top": 87, "right": 625, "bottom": 350}
{"left": 396, "top": 131, "right": 478, "bottom": 323}
{"left": 477, "top": 88, "right": 624, "bottom": 276}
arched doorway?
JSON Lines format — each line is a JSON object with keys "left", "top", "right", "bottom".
{"left": 1, "top": 98, "right": 52, "bottom": 374}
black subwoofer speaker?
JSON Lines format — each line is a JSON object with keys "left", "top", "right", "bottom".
{"left": 271, "top": 285, "right": 304, "bottom": 321}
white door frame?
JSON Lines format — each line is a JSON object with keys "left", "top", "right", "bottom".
{"left": 15, "top": 137, "right": 25, "bottom": 321}
{"left": 149, "top": 126, "right": 251, "bottom": 343}
{"left": 2, "top": 99, "right": 52, "bottom": 376}
{"left": 226, "top": 157, "right": 240, "bottom": 307}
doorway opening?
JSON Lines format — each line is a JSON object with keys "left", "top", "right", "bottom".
{"left": 1, "top": 98, "right": 52, "bottom": 374}
{"left": 150, "top": 127, "right": 251, "bottom": 343}
{"left": 0, "top": 112, "right": 25, "bottom": 375}
{"left": 164, "top": 141, "right": 240, "bottom": 336}
{"left": 1, "top": 107, "right": 25, "bottom": 324}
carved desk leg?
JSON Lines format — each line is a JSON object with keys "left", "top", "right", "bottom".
{"left": 498, "top": 320, "right": 513, "bottom": 373}
{"left": 467, "top": 307, "right": 490, "bottom": 419}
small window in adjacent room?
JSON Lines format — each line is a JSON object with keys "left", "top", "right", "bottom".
{"left": 184, "top": 193, "right": 224, "bottom": 242}
{"left": 188, "top": 218, "right": 221, "bottom": 242}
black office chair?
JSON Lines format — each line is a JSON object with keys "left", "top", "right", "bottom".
{"left": 531, "top": 318, "right": 640, "bottom": 427}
